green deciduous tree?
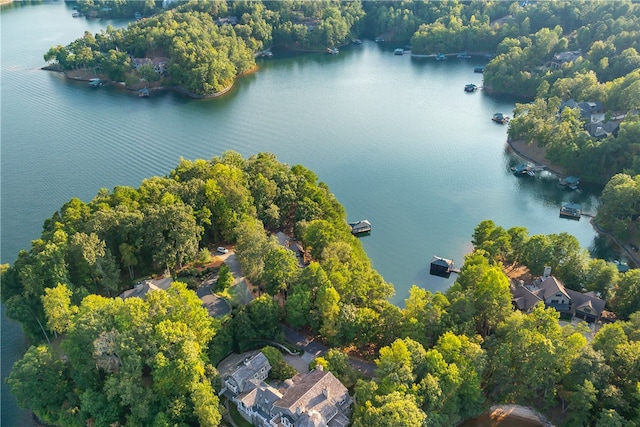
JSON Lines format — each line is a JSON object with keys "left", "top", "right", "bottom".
{"left": 261, "top": 345, "right": 297, "bottom": 381}
{"left": 353, "top": 391, "right": 426, "bottom": 427}
{"left": 42, "top": 283, "right": 76, "bottom": 335}
{"left": 610, "top": 269, "right": 640, "bottom": 320}
{"left": 6, "top": 345, "right": 73, "bottom": 426}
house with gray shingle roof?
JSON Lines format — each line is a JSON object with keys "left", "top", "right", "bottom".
{"left": 271, "top": 366, "right": 351, "bottom": 427}
{"left": 550, "top": 50, "right": 582, "bottom": 69}
{"left": 560, "top": 99, "right": 604, "bottom": 122}
{"left": 511, "top": 272, "right": 606, "bottom": 323}
{"left": 223, "top": 351, "right": 272, "bottom": 395}
{"left": 119, "top": 277, "right": 173, "bottom": 299}
{"left": 220, "top": 352, "right": 352, "bottom": 427}
{"left": 587, "top": 121, "right": 620, "bottom": 138}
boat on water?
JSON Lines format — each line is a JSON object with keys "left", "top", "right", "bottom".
{"left": 349, "top": 219, "right": 371, "bottom": 235}
{"left": 72, "top": 11, "right": 81, "bottom": 18}
{"left": 138, "top": 87, "right": 149, "bottom": 97}
{"left": 88, "top": 78, "right": 103, "bottom": 88}
{"left": 327, "top": 47, "right": 339, "bottom": 54}
{"left": 474, "top": 66, "right": 485, "bottom": 73}
{"left": 464, "top": 83, "right": 478, "bottom": 92}
{"left": 511, "top": 163, "right": 535, "bottom": 177}
{"left": 436, "top": 53, "right": 447, "bottom": 61}
{"left": 492, "top": 112, "right": 509, "bottom": 124}
{"left": 394, "top": 48, "right": 404, "bottom": 55}
{"left": 559, "top": 203, "right": 582, "bottom": 220}
{"left": 352, "top": 39, "right": 362, "bottom": 45}
{"left": 457, "top": 52, "right": 472, "bottom": 59}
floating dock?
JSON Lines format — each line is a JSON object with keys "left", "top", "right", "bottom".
{"left": 349, "top": 219, "right": 371, "bottom": 235}
{"left": 559, "top": 203, "right": 582, "bottom": 220}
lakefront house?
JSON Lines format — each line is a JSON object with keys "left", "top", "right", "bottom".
{"left": 511, "top": 268, "right": 606, "bottom": 323}
{"left": 220, "top": 351, "right": 352, "bottom": 427}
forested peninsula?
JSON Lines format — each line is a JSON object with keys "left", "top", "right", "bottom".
{"left": 3, "top": 151, "right": 640, "bottom": 427}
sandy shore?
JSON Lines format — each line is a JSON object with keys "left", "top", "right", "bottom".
{"left": 489, "top": 404, "right": 554, "bottom": 426}
{"left": 507, "top": 139, "right": 569, "bottom": 177}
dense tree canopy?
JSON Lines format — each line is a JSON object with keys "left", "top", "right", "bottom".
{"left": 3, "top": 148, "right": 639, "bottom": 426}
{"left": 8, "top": 282, "right": 221, "bottom": 427}
{"left": 45, "top": 1, "right": 366, "bottom": 95}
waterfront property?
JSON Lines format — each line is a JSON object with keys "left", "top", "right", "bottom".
{"left": 349, "top": 220, "right": 371, "bottom": 235}
{"left": 560, "top": 176, "right": 581, "bottom": 190}
{"left": 511, "top": 270, "right": 605, "bottom": 323}
{"left": 430, "top": 256, "right": 454, "bottom": 277}
{"left": 492, "top": 112, "right": 509, "bottom": 124}
{"left": 219, "top": 352, "right": 352, "bottom": 427}
{"left": 511, "top": 163, "right": 535, "bottom": 177}
{"left": 560, "top": 203, "right": 582, "bottom": 220}
{"left": 88, "top": 78, "right": 103, "bottom": 87}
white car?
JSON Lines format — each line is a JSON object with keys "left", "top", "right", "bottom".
{"left": 217, "top": 246, "right": 229, "bottom": 254}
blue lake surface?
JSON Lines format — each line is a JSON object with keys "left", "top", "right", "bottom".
{"left": 1, "top": 3, "right": 609, "bottom": 425}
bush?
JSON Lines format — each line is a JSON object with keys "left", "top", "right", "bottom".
{"left": 262, "top": 346, "right": 297, "bottom": 381}
{"left": 216, "top": 264, "right": 234, "bottom": 291}
{"left": 195, "top": 248, "right": 212, "bottom": 267}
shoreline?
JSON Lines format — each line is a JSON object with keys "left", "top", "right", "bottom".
{"left": 506, "top": 138, "right": 569, "bottom": 177}
{"left": 460, "top": 404, "right": 555, "bottom": 427}
{"left": 489, "top": 404, "right": 554, "bottom": 427}
{"left": 507, "top": 139, "right": 640, "bottom": 267}
{"left": 45, "top": 65, "right": 257, "bottom": 99}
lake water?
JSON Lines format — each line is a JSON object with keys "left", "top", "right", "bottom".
{"left": 1, "top": 3, "right": 610, "bottom": 425}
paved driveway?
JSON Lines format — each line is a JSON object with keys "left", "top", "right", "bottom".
{"left": 197, "top": 285, "right": 232, "bottom": 318}
{"left": 283, "top": 325, "right": 375, "bottom": 378}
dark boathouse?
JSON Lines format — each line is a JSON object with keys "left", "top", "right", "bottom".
{"left": 430, "top": 256, "right": 454, "bottom": 277}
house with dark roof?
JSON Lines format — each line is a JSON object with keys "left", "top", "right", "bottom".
{"left": 220, "top": 352, "right": 352, "bottom": 427}
{"left": 223, "top": 352, "right": 272, "bottom": 395}
{"left": 560, "top": 99, "right": 604, "bottom": 122}
{"left": 276, "top": 231, "right": 307, "bottom": 267}
{"left": 587, "top": 121, "right": 620, "bottom": 139}
{"left": 215, "top": 16, "right": 238, "bottom": 26}
{"left": 430, "top": 256, "right": 454, "bottom": 277}
{"left": 119, "top": 277, "right": 173, "bottom": 299}
{"left": 550, "top": 50, "right": 582, "bottom": 69}
{"left": 511, "top": 273, "right": 606, "bottom": 323}
{"left": 271, "top": 366, "right": 352, "bottom": 427}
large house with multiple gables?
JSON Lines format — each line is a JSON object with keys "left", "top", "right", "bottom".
{"left": 220, "top": 351, "right": 352, "bottom": 427}
{"left": 511, "top": 270, "right": 606, "bottom": 323}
